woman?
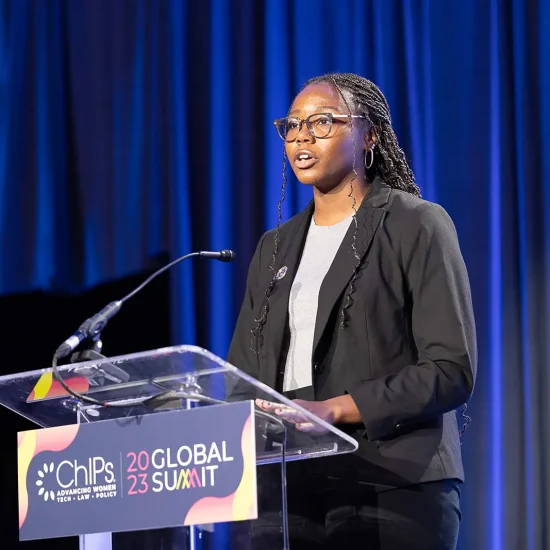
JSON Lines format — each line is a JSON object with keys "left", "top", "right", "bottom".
{"left": 227, "top": 73, "right": 476, "bottom": 550}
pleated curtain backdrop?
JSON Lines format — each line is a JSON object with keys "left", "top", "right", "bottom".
{"left": 1, "top": 1, "right": 549, "bottom": 548}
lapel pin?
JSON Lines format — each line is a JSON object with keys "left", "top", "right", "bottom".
{"left": 275, "top": 266, "right": 288, "bottom": 281}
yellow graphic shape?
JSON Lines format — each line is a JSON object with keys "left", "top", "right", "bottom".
{"left": 18, "top": 431, "right": 37, "bottom": 528}
{"left": 184, "top": 414, "right": 257, "bottom": 525}
{"left": 32, "top": 372, "right": 53, "bottom": 400}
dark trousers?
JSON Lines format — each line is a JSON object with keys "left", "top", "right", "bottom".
{"left": 113, "top": 472, "right": 461, "bottom": 550}
{"left": 282, "top": 473, "right": 461, "bottom": 550}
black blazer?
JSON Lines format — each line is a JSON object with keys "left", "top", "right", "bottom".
{"left": 227, "top": 178, "right": 477, "bottom": 487}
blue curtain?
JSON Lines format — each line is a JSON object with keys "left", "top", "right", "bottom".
{"left": 1, "top": 0, "right": 550, "bottom": 548}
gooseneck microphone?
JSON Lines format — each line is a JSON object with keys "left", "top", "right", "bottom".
{"left": 51, "top": 249, "right": 236, "bottom": 407}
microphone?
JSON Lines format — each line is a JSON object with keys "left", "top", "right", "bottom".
{"left": 199, "top": 249, "right": 236, "bottom": 262}
{"left": 54, "top": 249, "right": 236, "bottom": 361}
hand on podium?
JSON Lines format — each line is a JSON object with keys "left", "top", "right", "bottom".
{"left": 255, "top": 398, "right": 336, "bottom": 434}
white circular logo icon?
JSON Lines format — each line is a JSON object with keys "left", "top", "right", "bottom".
{"left": 36, "top": 463, "right": 55, "bottom": 502}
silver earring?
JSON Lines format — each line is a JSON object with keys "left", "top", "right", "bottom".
{"left": 364, "top": 147, "right": 374, "bottom": 170}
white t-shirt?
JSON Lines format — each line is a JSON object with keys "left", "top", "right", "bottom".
{"left": 283, "top": 214, "right": 353, "bottom": 391}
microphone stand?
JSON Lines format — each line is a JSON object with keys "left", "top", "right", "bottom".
{"left": 52, "top": 250, "right": 236, "bottom": 408}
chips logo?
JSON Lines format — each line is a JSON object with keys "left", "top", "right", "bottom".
{"left": 33, "top": 457, "right": 117, "bottom": 504}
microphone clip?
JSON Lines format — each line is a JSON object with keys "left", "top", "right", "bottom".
{"left": 54, "top": 301, "right": 122, "bottom": 360}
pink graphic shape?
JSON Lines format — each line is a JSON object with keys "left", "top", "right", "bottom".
{"left": 184, "top": 414, "right": 257, "bottom": 525}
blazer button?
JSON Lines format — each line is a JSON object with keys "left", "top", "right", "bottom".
{"left": 396, "top": 423, "right": 403, "bottom": 431}
{"left": 313, "top": 362, "right": 323, "bottom": 374}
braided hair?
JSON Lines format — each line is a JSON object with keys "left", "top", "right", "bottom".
{"left": 250, "top": 72, "right": 419, "bottom": 353}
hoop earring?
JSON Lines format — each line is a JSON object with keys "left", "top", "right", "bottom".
{"left": 364, "top": 147, "right": 374, "bottom": 170}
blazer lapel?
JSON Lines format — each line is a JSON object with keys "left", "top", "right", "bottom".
{"left": 312, "top": 179, "right": 391, "bottom": 356}
{"left": 263, "top": 203, "right": 313, "bottom": 386}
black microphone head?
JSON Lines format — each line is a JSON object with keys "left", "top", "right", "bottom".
{"left": 219, "top": 249, "right": 236, "bottom": 262}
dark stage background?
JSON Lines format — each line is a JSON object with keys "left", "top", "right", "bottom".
{"left": 1, "top": 1, "right": 550, "bottom": 549}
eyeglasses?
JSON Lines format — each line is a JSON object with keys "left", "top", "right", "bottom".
{"left": 273, "top": 113, "right": 367, "bottom": 142}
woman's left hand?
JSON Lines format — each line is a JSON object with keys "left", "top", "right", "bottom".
{"left": 255, "top": 398, "right": 338, "bottom": 434}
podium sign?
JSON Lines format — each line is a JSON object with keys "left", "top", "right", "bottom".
{"left": 18, "top": 401, "right": 257, "bottom": 541}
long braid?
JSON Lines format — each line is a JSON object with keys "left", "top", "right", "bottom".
{"left": 325, "top": 75, "right": 362, "bottom": 328}
{"left": 249, "top": 147, "right": 288, "bottom": 352}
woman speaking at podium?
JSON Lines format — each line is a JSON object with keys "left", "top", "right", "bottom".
{"left": 227, "top": 73, "right": 476, "bottom": 550}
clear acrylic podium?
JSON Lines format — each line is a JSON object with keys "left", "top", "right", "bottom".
{"left": 0, "top": 345, "right": 358, "bottom": 549}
